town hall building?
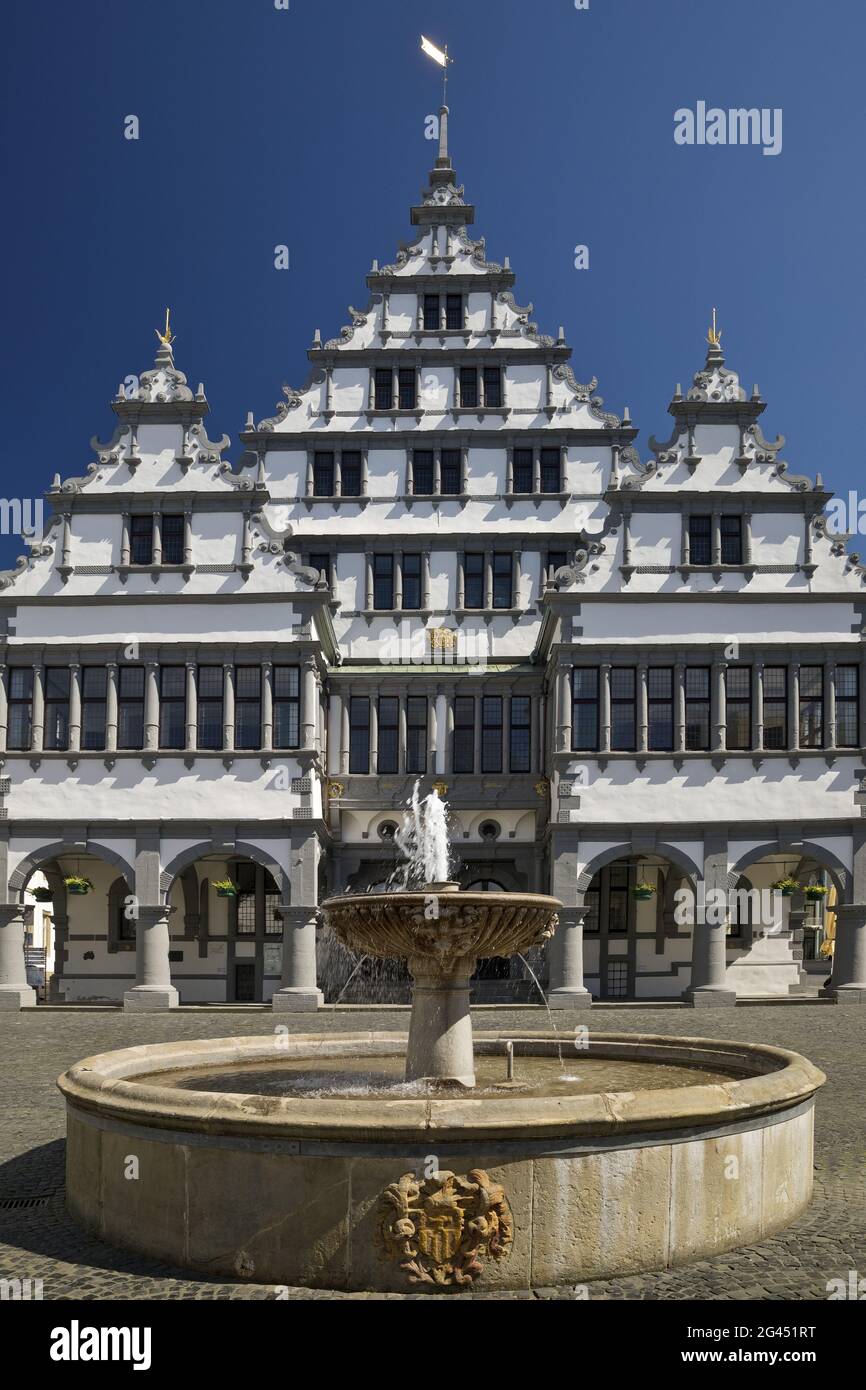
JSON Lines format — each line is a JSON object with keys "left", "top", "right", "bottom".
{"left": 1, "top": 110, "right": 865, "bottom": 1011}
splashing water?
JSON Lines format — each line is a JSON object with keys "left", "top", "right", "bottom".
{"left": 392, "top": 782, "right": 452, "bottom": 888}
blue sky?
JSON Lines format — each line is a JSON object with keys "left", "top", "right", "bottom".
{"left": 1, "top": 0, "right": 863, "bottom": 566}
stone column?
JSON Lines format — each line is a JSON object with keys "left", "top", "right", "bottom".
{"left": 222, "top": 663, "right": 235, "bottom": 751}
{"left": 105, "top": 662, "right": 118, "bottom": 753}
{"left": 68, "top": 662, "right": 81, "bottom": 753}
{"left": 600, "top": 662, "right": 612, "bottom": 753}
{"left": 637, "top": 661, "right": 648, "bottom": 753}
{"left": 302, "top": 659, "right": 317, "bottom": 750}
{"left": 0, "top": 663, "right": 7, "bottom": 752}
{"left": 547, "top": 907, "right": 593, "bottom": 1009}
{"left": 684, "top": 832, "right": 736, "bottom": 1006}
{"left": 272, "top": 831, "right": 323, "bottom": 1012}
{"left": 0, "top": 904, "right": 37, "bottom": 1009}
{"left": 821, "top": 904, "right": 866, "bottom": 1002}
{"left": 261, "top": 661, "right": 273, "bottom": 753}
{"left": 30, "top": 663, "right": 44, "bottom": 752}
{"left": 556, "top": 664, "right": 572, "bottom": 752}
{"left": 123, "top": 905, "right": 179, "bottom": 1011}
{"left": 185, "top": 661, "right": 197, "bottom": 752}
{"left": 328, "top": 689, "right": 342, "bottom": 775}
{"left": 712, "top": 658, "right": 726, "bottom": 752}
{"left": 340, "top": 695, "right": 350, "bottom": 775}
{"left": 144, "top": 661, "right": 159, "bottom": 751}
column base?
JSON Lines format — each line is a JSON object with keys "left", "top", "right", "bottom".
{"left": 546, "top": 988, "right": 593, "bottom": 1010}
{"left": 0, "top": 985, "right": 37, "bottom": 1010}
{"left": 123, "top": 986, "right": 179, "bottom": 1013}
{"left": 271, "top": 987, "right": 324, "bottom": 1013}
{"left": 683, "top": 988, "right": 737, "bottom": 1008}
{"left": 820, "top": 984, "right": 866, "bottom": 1004}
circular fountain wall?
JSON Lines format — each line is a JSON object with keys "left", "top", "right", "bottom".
{"left": 58, "top": 1030, "right": 824, "bottom": 1293}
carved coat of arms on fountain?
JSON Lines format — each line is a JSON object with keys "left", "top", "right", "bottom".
{"left": 378, "top": 1169, "right": 514, "bottom": 1287}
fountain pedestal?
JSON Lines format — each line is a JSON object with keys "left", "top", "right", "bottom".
{"left": 405, "top": 957, "right": 476, "bottom": 1087}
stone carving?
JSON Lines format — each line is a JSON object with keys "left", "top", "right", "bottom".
{"left": 324, "top": 298, "right": 381, "bottom": 351}
{"left": 687, "top": 345, "right": 746, "bottom": 404}
{"left": 256, "top": 370, "right": 326, "bottom": 431}
{"left": 133, "top": 342, "right": 195, "bottom": 404}
{"left": 422, "top": 181, "right": 465, "bottom": 207}
{"left": 378, "top": 1169, "right": 513, "bottom": 1288}
{"left": 451, "top": 226, "right": 503, "bottom": 272}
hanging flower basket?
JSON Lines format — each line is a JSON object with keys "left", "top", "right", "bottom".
{"left": 64, "top": 876, "right": 93, "bottom": 895}
{"left": 632, "top": 882, "right": 656, "bottom": 901}
{"left": 31, "top": 886, "right": 54, "bottom": 903}
{"left": 771, "top": 878, "right": 800, "bottom": 898}
{"left": 804, "top": 884, "right": 829, "bottom": 900}
{"left": 213, "top": 879, "right": 237, "bottom": 898}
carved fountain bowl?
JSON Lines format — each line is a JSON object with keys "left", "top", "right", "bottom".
{"left": 319, "top": 890, "right": 560, "bottom": 970}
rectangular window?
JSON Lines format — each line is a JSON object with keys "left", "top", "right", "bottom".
{"left": 43, "top": 667, "right": 70, "bottom": 751}
{"left": 481, "top": 696, "right": 503, "bottom": 773}
{"left": 118, "top": 666, "right": 145, "bottom": 750}
{"left": 130, "top": 515, "right": 153, "bottom": 566}
{"left": 413, "top": 450, "right": 434, "bottom": 495}
{"left": 610, "top": 668, "right": 636, "bottom": 751}
{"left": 721, "top": 515, "right": 743, "bottom": 565}
{"left": 763, "top": 666, "right": 788, "bottom": 749}
{"left": 510, "top": 695, "right": 531, "bottom": 773}
{"left": 313, "top": 452, "right": 334, "bottom": 496}
{"left": 836, "top": 665, "right": 859, "bottom": 748}
{"left": 799, "top": 665, "right": 824, "bottom": 748}
{"left": 349, "top": 697, "right": 370, "bottom": 774}
{"left": 234, "top": 666, "right": 261, "bottom": 750}
{"left": 159, "top": 666, "right": 185, "bottom": 749}
{"left": 273, "top": 665, "right": 300, "bottom": 748}
{"left": 440, "top": 448, "right": 462, "bottom": 495}
{"left": 423, "top": 293, "right": 439, "bottom": 331}
{"left": 374, "top": 368, "right": 393, "bottom": 410}
{"left": 726, "top": 665, "right": 752, "bottom": 750}
{"left": 685, "top": 666, "right": 710, "bottom": 750}
{"left": 377, "top": 696, "right": 399, "bottom": 774}
{"left": 402, "top": 553, "right": 422, "bottom": 610}
{"left": 340, "top": 452, "right": 362, "bottom": 497}
{"left": 688, "top": 515, "right": 712, "bottom": 566}
{"left": 446, "top": 294, "right": 463, "bottom": 330}
{"left": 483, "top": 366, "right": 502, "bottom": 408}
{"left": 81, "top": 666, "right": 107, "bottom": 751}
{"left": 407, "top": 697, "right": 427, "bottom": 774}
{"left": 307, "top": 552, "right": 331, "bottom": 586}
{"left": 492, "top": 553, "right": 512, "bottom": 609}
{"left": 373, "top": 554, "right": 394, "bottom": 610}
{"left": 196, "top": 665, "right": 224, "bottom": 750}
{"left": 162, "top": 514, "right": 184, "bottom": 565}
{"left": 464, "top": 553, "right": 484, "bottom": 609}
{"left": 7, "top": 668, "right": 33, "bottom": 750}
{"left": 453, "top": 696, "right": 475, "bottom": 773}
{"left": 398, "top": 368, "right": 416, "bottom": 411}
{"left": 540, "top": 448, "right": 561, "bottom": 493}
{"left": 647, "top": 667, "right": 673, "bottom": 751}
{"left": 572, "top": 668, "right": 599, "bottom": 751}
{"left": 512, "top": 448, "right": 533, "bottom": 494}
{"left": 459, "top": 366, "right": 478, "bottom": 409}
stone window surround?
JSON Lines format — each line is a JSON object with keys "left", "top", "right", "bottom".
{"left": 304, "top": 446, "right": 370, "bottom": 505}
{"left": 58, "top": 496, "right": 257, "bottom": 583}
{"left": 557, "top": 648, "right": 865, "bottom": 759}
{"left": 327, "top": 676, "right": 545, "bottom": 779}
{"left": 356, "top": 359, "right": 509, "bottom": 419}
{"left": 0, "top": 648, "right": 323, "bottom": 762}
{"left": 613, "top": 495, "right": 821, "bottom": 580}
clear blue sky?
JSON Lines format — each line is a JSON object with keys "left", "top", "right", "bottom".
{"left": 1, "top": 0, "right": 863, "bottom": 566}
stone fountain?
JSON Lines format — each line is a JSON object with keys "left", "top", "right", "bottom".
{"left": 58, "top": 788, "right": 826, "bottom": 1293}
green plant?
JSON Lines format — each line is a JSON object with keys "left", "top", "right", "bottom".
{"left": 771, "top": 877, "right": 800, "bottom": 896}
{"left": 804, "top": 884, "right": 829, "bottom": 898}
{"left": 632, "top": 882, "right": 656, "bottom": 899}
{"left": 213, "top": 878, "right": 237, "bottom": 896}
{"left": 64, "top": 875, "right": 93, "bottom": 894}
{"left": 31, "top": 886, "right": 53, "bottom": 902}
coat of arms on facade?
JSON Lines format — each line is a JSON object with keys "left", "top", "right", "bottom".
{"left": 377, "top": 1169, "right": 513, "bottom": 1287}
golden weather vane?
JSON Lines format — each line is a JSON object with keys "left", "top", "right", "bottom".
{"left": 706, "top": 307, "right": 722, "bottom": 348}
{"left": 156, "top": 307, "right": 174, "bottom": 346}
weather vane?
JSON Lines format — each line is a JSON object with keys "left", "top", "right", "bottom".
{"left": 156, "top": 307, "right": 174, "bottom": 346}
{"left": 707, "top": 307, "right": 722, "bottom": 348}
{"left": 421, "top": 35, "right": 452, "bottom": 104}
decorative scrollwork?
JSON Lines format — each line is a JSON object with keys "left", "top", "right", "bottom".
{"left": 378, "top": 1169, "right": 514, "bottom": 1288}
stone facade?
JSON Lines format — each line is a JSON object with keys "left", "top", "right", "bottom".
{"left": 0, "top": 109, "right": 864, "bottom": 1010}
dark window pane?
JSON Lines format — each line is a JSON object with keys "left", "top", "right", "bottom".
{"left": 464, "top": 554, "right": 484, "bottom": 609}
{"left": 413, "top": 451, "right": 434, "bottom": 495}
{"left": 423, "top": 294, "right": 439, "bottom": 331}
{"left": 610, "top": 669, "right": 636, "bottom": 751}
{"left": 374, "top": 368, "right": 393, "bottom": 410}
{"left": 453, "top": 696, "right": 475, "bottom": 773}
{"left": 799, "top": 666, "right": 823, "bottom": 747}
{"left": 572, "top": 668, "right": 599, "bottom": 752}
{"left": 196, "top": 665, "right": 223, "bottom": 749}
{"left": 763, "top": 666, "right": 787, "bottom": 750}
{"left": 159, "top": 665, "right": 185, "bottom": 750}
{"left": 492, "top": 553, "right": 512, "bottom": 609}
{"left": 406, "top": 697, "right": 427, "bottom": 774}
{"left": 513, "top": 448, "right": 533, "bottom": 493}
{"left": 307, "top": 553, "right": 330, "bottom": 585}
{"left": 274, "top": 666, "right": 299, "bottom": 699}
{"left": 377, "top": 697, "right": 398, "bottom": 774}
{"left": 373, "top": 554, "right": 394, "bottom": 610}
{"left": 130, "top": 515, "right": 153, "bottom": 566}
{"left": 162, "top": 514, "right": 184, "bottom": 565}
{"left": 160, "top": 666, "right": 185, "bottom": 699}
{"left": 341, "top": 452, "right": 362, "bottom": 497}
{"left": 483, "top": 367, "right": 502, "bottom": 408}
{"left": 45, "top": 668, "right": 69, "bottom": 700}
{"left": 82, "top": 667, "right": 107, "bottom": 699}
{"left": 689, "top": 515, "right": 712, "bottom": 566}
{"left": 440, "top": 449, "right": 462, "bottom": 494}
{"left": 726, "top": 666, "right": 752, "bottom": 750}
{"left": 313, "top": 453, "right": 334, "bottom": 496}
{"left": 510, "top": 696, "right": 531, "bottom": 773}
{"left": 398, "top": 369, "right": 416, "bottom": 411}
{"left": 836, "top": 665, "right": 859, "bottom": 748}
{"left": 273, "top": 664, "right": 299, "bottom": 749}
{"left": 540, "top": 448, "right": 560, "bottom": 493}
{"left": 402, "top": 554, "right": 421, "bottom": 610}
{"left": 459, "top": 367, "right": 478, "bottom": 409}
{"left": 235, "top": 667, "right": 261, "bottom": 699}
{"left": 647, "top": 667, "right": 673, "bottom": 751}
{"left": 446, "top": 294, "right": 463, "bottom": 330}
{"left": 349, "top": 697, "right": 370, "bottom": 774}
{"left": 481, "top": 697, "right": 502, "bottom": 773}
{"left": 119, "top": 666, "right": 144, "bottom": 698}
{"left": 720, "top": 515, "right": 742, "bottom": 565}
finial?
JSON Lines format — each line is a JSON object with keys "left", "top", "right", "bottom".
{"left": 623, "top": 405, "right": 631, "bottom": 425}
{"left": 196, "top": 382, "right": 206, "bottom": 401}
{"left": 504, "top": 255, "right": 511, "bottom": 270}
{"left": 371, "top": 258, "right": 379, "bottom": 273}
{"left": 706, "top": 306, "right": 722, "bottom": 348}
{"left": 673, "top": 382, "right": 683, "bottom": 400}
{"left": 313, "top": 328, "right": 322, "bottom": 347}
{"left": 558, "top": 326, "right": 566, "bottom": 344}
{"left": 751, "top": 383, "right": 761, "bottom": 400}
{"left": 438, "top": 104, "right": 450, "bottom": 165}
{"left": 245, "top": 411, "right": 255, "bottom": 431}
{"left": 156, "top": 307, "right": 175, "bottom": 347}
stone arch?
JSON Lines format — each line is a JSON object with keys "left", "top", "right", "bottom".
{"left": 575, "top": 841, "right": 700, "bottom": 905}
{"left": 8, "top": 841, "right": 136, "bottom": 902}
{"left": 159, "top": 841, "right": 288, "bottom": 902}
{"left": 726, "top": 840, "right": 851, "bottom": 902}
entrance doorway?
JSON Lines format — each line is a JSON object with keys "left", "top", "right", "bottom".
{"left": 584, "top": 863, "right": 637, "bottom": 999}
{"left": 226, "top": 862, "right": 282, "bottom": 1002}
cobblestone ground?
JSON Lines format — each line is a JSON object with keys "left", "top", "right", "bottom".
{"left": 0, "top": 1004, "right": 863, "bottom": 1300}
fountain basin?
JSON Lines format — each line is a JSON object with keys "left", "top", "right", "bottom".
{"left": 58, "top": 1031, "right": 824, "bottom": 1293}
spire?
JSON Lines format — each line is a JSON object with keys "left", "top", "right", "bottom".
{"left": 703, "top": 306, "right": 725, "bottom": 371}
{"left": 437, "top": 105, "right": 451, "bottom": 170}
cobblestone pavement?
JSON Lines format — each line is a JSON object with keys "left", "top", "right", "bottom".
{"left": 0, "top": 1005, "right": 863, "bottom": 1300}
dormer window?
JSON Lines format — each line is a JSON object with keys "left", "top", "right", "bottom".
{"left": 688, "top": 515, "right": 712, "bottom": 565}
